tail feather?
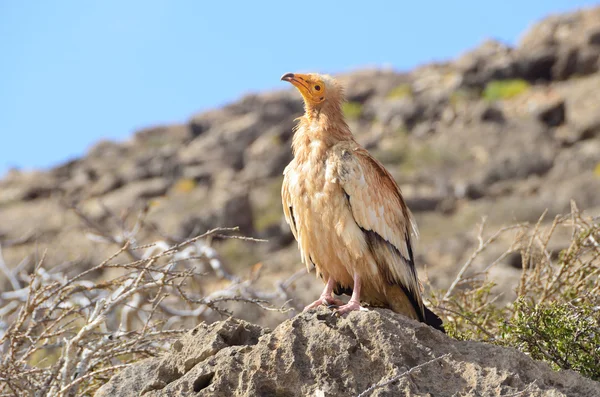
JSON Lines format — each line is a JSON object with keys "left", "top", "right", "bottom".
{"left": 389, "top": 285, "right": 446, "bottom": 333}
{"left": 335, "top": 282, "right": 445, "bottom": 333}
{"left": 424, "top": 305, "right": 445, "bottom": 333}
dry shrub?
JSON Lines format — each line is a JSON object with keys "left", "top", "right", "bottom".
{"left": 0, "top": 205, "right": 297, "bottom": 397}
{"left": 430, "top": 201, "right": 600, "bottom": 380}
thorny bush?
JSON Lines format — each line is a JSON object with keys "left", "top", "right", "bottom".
{"left": 430, "top": 201, "right": 600, "bottom": 381}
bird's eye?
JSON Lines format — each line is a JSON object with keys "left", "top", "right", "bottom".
{"left": 314, "top": 85, "right": 321, "bottom": 91}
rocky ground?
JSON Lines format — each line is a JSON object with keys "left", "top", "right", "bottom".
{"left": 1, "top": 7, "right": 600, "bottom": 322}
{"left": 95, "top": 308, "right": 600, "bottom": 397}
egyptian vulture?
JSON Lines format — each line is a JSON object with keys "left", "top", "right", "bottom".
{"left": 280, "top": 72, "right": 444, "bottom": 332}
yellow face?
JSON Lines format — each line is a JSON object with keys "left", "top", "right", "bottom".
{"left": 281, "top": 73, "right": 326, "bottom": 105}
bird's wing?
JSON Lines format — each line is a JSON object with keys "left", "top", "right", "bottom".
{"left": 335, "top": 145, "right": 423, "bottom": 314}
{"left": 281, "top": 164, "right": 298, "bottom": 240}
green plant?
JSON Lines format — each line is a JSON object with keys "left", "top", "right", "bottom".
{"left": 386, "top": 84, "right": 412, "bottom": 99}
{"left": 483, "top": 79, "right": 530, "bottom": 101}
{"left": 500, "top": 298, "right": 600, "bottom": 380}
{"left": 342, "top": 102, "right": 363, "bottom": 120}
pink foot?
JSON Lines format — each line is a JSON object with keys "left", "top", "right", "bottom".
{"left": 335, "top": 299, "right": 365, "bottom": 315}
{"left": 304, "top": 295, "right": 344, "bottom": 312}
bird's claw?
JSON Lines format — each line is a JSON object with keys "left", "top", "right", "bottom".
{"left": 303, "top": 296, "right": 344, "bottom": 312}
{"left": 334, "top": 300, "right": 365, "bottom": 316}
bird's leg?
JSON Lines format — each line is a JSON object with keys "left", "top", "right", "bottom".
{"left": 336, "top": 273, "right": 365, "bottom": 315}
{"left": 304, "top": 276, "right": 344, "bottom": 311}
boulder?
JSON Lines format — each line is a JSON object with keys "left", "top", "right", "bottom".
{"left": 96, "top": 308, "right": 600, "bottom": 397}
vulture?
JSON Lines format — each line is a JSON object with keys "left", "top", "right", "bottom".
{"left": 280, "top": 72, "right": 444, "bottom": 332}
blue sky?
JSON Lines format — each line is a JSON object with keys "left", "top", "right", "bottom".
{"left": 1, "top": 1, "right": 598, "bottom": 175}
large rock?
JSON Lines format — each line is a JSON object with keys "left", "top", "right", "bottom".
{"left": 517, "top": 7, "right": 600, "bottom": 80}
{"left": 455, "top": 39, "right": 517, "bottom": 87}
{"left": 83, "top": 177, "right": 171, "bottom": 216}
{"left": 95, "top": 308, "right": 599, "bottom": 397}
{"left": 453, "top": 7, "right": 600, "bottom": 87}
{"left": 0, "top": 170, "right": 60, "bottom": 204}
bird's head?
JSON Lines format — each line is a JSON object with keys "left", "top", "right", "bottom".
{"left": 281, "top": 72, "right": 341, "bottom": 109}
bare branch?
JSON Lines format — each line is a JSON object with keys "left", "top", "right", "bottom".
{"left": 444, "top": 220, "right": 527, "bottom": 300}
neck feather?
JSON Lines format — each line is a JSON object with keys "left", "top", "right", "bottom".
{"left": 292, "top": 97, "right": 353, "bottom": 156}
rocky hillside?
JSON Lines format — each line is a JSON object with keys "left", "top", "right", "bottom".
{"left": 95, "top": 308, "right": 600, "bottom": 397}
{"left": 1, "top": 7, "right": 600, "bottom": 313}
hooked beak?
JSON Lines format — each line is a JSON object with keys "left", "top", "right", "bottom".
{"left": 280, "top": 72, "right": 295, "bottom": 82}
{"left": 280, "top": 72, "right": 311, "bottom": 93}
